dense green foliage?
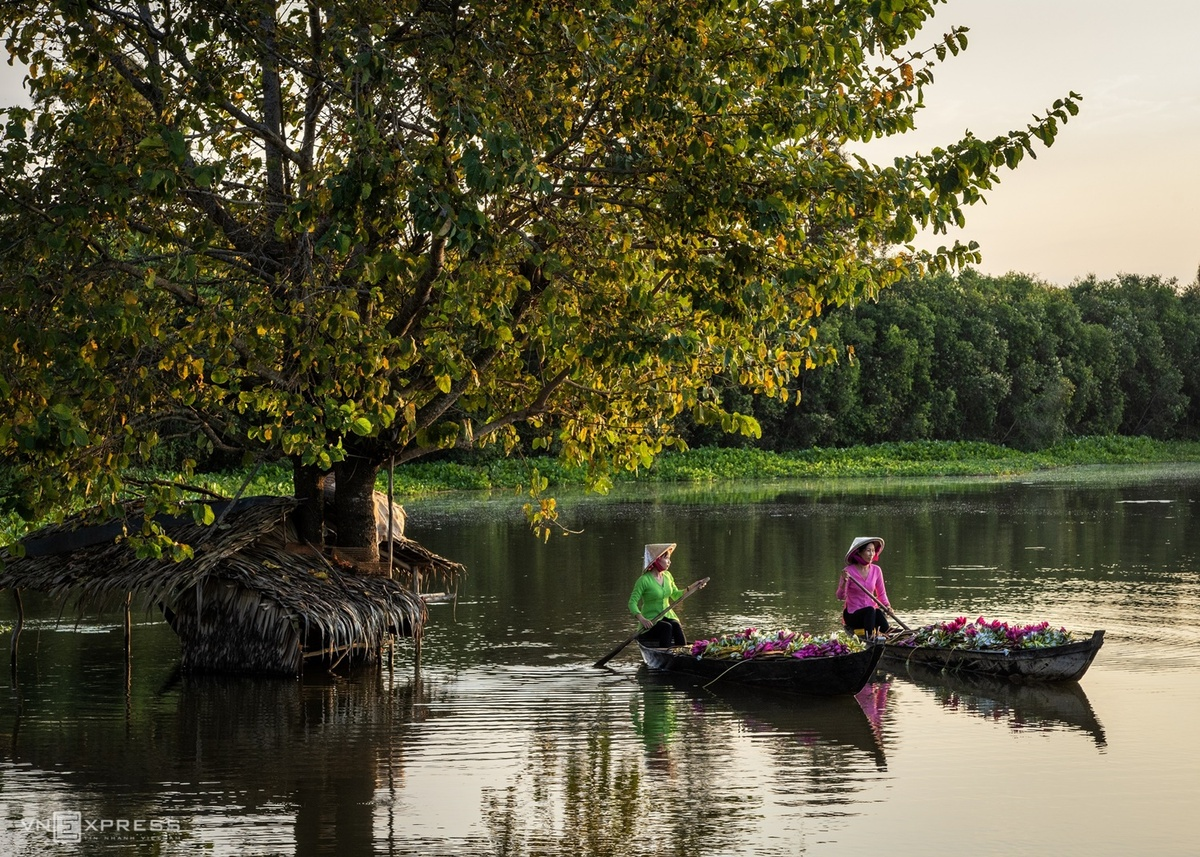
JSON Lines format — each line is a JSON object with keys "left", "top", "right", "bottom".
{"left": 682, "top": 270, "right": 1200, "bottom": 450}
{"left": 0, "top": 1, "right": 1078, "bottom": 547}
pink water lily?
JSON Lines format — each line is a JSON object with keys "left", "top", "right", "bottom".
{"left": 897, "top": 617, "right": 1075, "bottom": 651}
{"left": 687, "top": 628, "right": 865, "bottom": 661}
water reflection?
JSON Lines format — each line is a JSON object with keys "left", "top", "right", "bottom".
{"left": 853, "top": 677, "right": 892, "bottom": 749}
{"left": 637, "top": 668, "right": 888, "bottom": 773}
{"left": 480, "top": 680, "right": 726, "bottom": 857}
{"left": 4, "top": 467, "right": 1200, "bottom": 855}
{"left": 630, "top": 679, "right": 678, "bottom": 772}
{"left": 478, "top": 668, "right": 891, "bottom": 857}
{"left": 481, "top": 694, "right": 653, "bottom": 857}
{"left": 1, "top": 650, "right": 441, "bottom": 855}
{"left": 884, "top": 663, "right": 1107, "bottom": 749}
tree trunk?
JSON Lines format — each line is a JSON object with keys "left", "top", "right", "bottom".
{"left": 292, "top": 461, "right": 326, "bottom": 547}
{"left": 333, "top": 458, "right": 380, "bottom": 561}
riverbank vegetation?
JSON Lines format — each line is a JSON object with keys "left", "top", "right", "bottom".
{"left": 677, "top": 269, "right": 1200, "bottom": 452}
{"left": 127, "top": 435, "right": 1200, "bottom": 498}
{"left": 5, "top": 435, "right": 1199, "bottom": 544}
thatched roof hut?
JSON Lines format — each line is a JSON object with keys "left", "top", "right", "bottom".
{"left": 0, "top": 495, "right": 465, "bottom": 675}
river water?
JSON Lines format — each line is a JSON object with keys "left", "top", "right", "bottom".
{"left": 2, "top": 465, "right": 1199, "bottom": 855}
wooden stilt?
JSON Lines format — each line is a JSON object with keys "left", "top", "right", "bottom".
{"left": 10, "top": 589, "right": 24, "bottom": 681}
{"left": 123, "top": 592, "right": 132, "bottom": 668}
{"left": 386, "top": 458, "right": 395, "bottom": 580}
{"left": 124, "top": 608, "right": 133, "bottom": 717}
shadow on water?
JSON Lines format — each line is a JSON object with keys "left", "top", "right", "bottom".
{"left": 882, "top": 663, "right": 1107, "bottom": 749}
{"left": 637, "top": 666, "right": 888, "bottom": 771}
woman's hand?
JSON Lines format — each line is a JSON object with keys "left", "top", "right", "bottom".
{"left": 637, "top": 615, "right": 654, "bottom": 629}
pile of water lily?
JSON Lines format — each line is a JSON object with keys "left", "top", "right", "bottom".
{"left": 897, "top": 616, "right": 1076, "bottom": 650}
{"left": 685, "top": 628, "right": 866, "bottom": 661}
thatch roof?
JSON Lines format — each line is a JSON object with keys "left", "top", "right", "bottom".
{"left": 0, "top": 495, "right": 465, "bottom": 673}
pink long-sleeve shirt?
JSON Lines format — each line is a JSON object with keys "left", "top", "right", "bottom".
{"left": 836, "top": 563, "right": 890, "bottom": 613}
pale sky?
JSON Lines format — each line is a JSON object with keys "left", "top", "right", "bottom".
{"left": 862, "top": 0, "right": 1200, "bottom": 287}
{"left": 2, "top": 1, "right": 1197, "bottom": 286}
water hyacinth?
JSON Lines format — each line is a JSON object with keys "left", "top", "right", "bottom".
{"left": 684, "top": 628, "right": 866, "bottom": 661}
{"left": 898, "top": 616, "right": 1075, "bottom": 651}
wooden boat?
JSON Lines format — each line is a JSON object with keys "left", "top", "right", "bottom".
{"left": 637, "top": 640, "right": 883, "bottom": 696}
{"left": 879, "top": 629, "right": 1104, "bottom": 682}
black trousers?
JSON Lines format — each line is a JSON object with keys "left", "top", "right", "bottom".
{"left": 638, "top": 618, "right": 686, "bottom": 648}
{"left": 843, "top": 606, "right": 890, "bottom": 634}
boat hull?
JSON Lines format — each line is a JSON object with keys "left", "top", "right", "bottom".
{"left": 880, "top": 629, "right": 1104, "bottom": 682}
{"left": 637, "top": 641, "right": 883, "bottom": 696}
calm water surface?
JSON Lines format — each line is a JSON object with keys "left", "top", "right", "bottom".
{"left": 2, "top": 465, "right": 1200, "bottom": 855}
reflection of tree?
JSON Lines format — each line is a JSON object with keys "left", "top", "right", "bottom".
{"left": 1, "top": 628, "right": 441, "bottom": 855}
{"left": 483, "top": 693, "right": 648, "bottom": 857}
{"left": 174, "top": 668, "right": 454, "bottom": 854}
{"left": 482, "top": 685, "right": 748, "bottom": 857}
{"left": 480, "top": 672, "right": 890, "bottom": 857}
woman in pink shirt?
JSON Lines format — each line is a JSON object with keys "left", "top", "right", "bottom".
{"left": 835, "top": 537, "right": 891, "bottom": 638}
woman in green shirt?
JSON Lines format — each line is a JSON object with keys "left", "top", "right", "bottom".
{"left": 629, "top": 543, "right": 697, "bottom": 648}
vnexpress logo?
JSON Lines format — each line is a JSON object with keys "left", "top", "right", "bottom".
{"left": 53, "top": 811, "right": 82, "bottom": 843}
{"left": 16, "top": 811, "right": 181, "bottom": 841}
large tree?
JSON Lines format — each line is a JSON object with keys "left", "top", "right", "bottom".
{"left": 0, "top": 0, "right": 1078, "bottom": 556}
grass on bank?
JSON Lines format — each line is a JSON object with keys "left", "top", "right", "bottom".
{"left": 152, "top": 435, "right": 1200, "bottom": 499}
{"left": 6, "top": 436, "right": 1200, "bottom": 544}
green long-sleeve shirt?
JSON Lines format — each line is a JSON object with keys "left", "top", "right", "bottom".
{"left": 628, "top": 571, "right": 683, "bottom": 622}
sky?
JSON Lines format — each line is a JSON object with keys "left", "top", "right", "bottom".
{"left": 857, "top": 0, "right": 1200, "bottom": 287}
{"left": 1, "top": 0, "right": 1197, "bottom": 287}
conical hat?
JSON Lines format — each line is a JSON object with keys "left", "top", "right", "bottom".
{"left": 845, "top": 536, "right": 884, "bottom": 564}
{"left": 644, "top": 543, "right": 677, "bottom": 569}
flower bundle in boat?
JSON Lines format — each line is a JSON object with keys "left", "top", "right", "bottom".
{"left": 891, "top": 616, "right": 1076, "bottom": 651}
{"left": 687, "top": 628, "right": 867, "bottom": 660}
{"left": 880, "top": 616, "right": 1105, "bottom": 683}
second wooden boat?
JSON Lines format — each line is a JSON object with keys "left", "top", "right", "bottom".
{"left": 879, "top": 629, "right": 1105, "bottom": 682}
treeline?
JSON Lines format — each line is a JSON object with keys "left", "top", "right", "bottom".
{"left": 682, "top": 270, "right": 1200, "bottom": 451}
{"left": 141, "top": 269, "right": 1200, "bottom": 479}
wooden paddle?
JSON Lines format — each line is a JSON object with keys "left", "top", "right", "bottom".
{"left": 843, "top": 572, "right": 911, "bottom": 632}
{"left": 593, "top": 577, "right": 710, "bottom": 668}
